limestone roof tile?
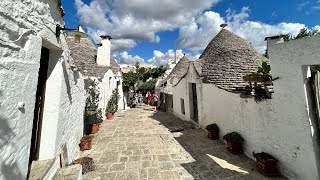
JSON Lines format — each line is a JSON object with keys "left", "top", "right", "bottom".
{"left": 167, "top": 56, "right": 191, "bottom": 86}
{"left": 66, "top": 35, "right": 120, "bottom": 78}
{"left": 200, "top": 28, "right": 263, "bottom": 93}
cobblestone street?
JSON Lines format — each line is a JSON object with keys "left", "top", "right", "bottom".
{"left": 81, "top": 107, "right": 284, "bottom": 180}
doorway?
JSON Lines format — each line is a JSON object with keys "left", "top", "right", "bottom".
{"left": 29, "top": 47, "right": 50, "bottom": 163}
{"left": 189, "top": 83, "right": 198, "bottom": 122}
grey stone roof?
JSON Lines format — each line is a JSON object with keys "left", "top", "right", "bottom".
{"left": 66, "top": 35, "right": 120, "bottom": 78}
{"left": 200, "top": 29, "right": 262, "bottom": 92}
{"left": 193, "top": 59, "right": 203, "bottom": 76}
{"left": 168, "top": 56, "right": 191, "bottom": 86}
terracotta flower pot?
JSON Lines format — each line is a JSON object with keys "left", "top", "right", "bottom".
{"left": 256, "top": 156, "right": 279, "bottom": 176}
{"left": 226, "top": 141, "right": 243, "bottom": 154}
{"left": 208, "top": 130, "right": 219, "bottom": 140}
{"left": 106, "top": 112, "right": 113, "bottom": 120}
{"left": 79, "top": 138, "right": 92, "bottom": 151}
{"left": 91, "top": 124, "right": 99, "bottom": 134}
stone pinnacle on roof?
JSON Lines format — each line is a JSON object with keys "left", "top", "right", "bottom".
{"left": 220, "top": 23, "right": 228, "bottom": 28}
{"left": 100, "top": 35, "right": 112, "bottom": 40}
{"left": 200, "top": 28, "right": 262, "bottom": 93}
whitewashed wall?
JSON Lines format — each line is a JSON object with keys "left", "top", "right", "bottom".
{"left": 98, "top": 70, "right": 124, "bottom": 116}
{"left": 172, "top": 63, "right": 203, "bottom": 122}
{"left": 200, "top": 35, "right": 320, "bottom": 180}
{"left": 0, "top": 0, "right": 85, "bottom": 179}
{"left": 171, "top": 35, "right": 320, "bottom": 179}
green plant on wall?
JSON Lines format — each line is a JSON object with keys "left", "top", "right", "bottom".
{"left": 85, "top": 80, "right": 100, "bottom": 108}
{"left": 243, "top": 59, "right": 271, "bottom": 81}
{"left": 256, "top": 59, "right": 271, "bottom": 78}
{"left": 106, "top": 89, "right": 120, "bottom": 113}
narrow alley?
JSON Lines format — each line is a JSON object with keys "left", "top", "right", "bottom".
{"left": 79, "top": 107, "right": 285, "bottom": 180}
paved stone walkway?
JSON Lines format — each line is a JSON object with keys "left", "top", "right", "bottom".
{"left": 81, "top": 107, "right": 285, "bottom": 180}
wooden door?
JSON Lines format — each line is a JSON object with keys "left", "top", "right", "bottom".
{"left": 191, "top": 83, "right": 198, "bottom": 122}
{"left": 29, "top": 47, "right": 50, "bottom": 162}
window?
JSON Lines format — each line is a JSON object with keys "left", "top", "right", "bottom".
{"left": 180, "top": 98, "right": 185, "bottom": 115}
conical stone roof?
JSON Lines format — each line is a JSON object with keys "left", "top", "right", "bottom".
{"left": 168, "top": 56, "right": 190, "bottom": 86}
{"left": 66, "top": 35, "right": 120, "bottom": 77}
{"left": 200, "top": 29, "right": 261, "bottom": 92}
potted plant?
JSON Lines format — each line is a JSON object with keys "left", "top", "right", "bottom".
{"left": 243, "top": 59, "right": 271, "bottom": 82}
{"left": 90, "top": 109, "right": 103, "bottom": 134}
{"left": 90, "top": 119, "right": 102, "bottom": 134}
{"left": 106, "top": 89, "right": 120, "bottom": 119}
{"left": 79, "top": 135, "right": 93, "bottom": 151}
{"left": 253, "top": 152, "right": 279, "bottom": 176}
{"left": 223, "top": 132, "right": 244, "bottom": 154}
{"left": 86, "top": 110, "right": 97, "bottom": 125}
{"left": 205, "top": 124, "right": 220, "bottom": 140}
{"left": 85, "top": 80, "right": 100, "bottom": 124}
{"left": 71, "top": 156, "right": 95, "bottom": 174}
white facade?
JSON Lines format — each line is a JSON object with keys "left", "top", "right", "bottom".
{"left": 0, "top": 0, "right": 85, "bottom": 179}
{"left": 172, "top": 63, "right": 202, "bottom": 122}
{"left": 97, "top": 70, "right": 125, "bottom": 116}
{"left": 171, "top": 35, "right": 320, "bottom": 179}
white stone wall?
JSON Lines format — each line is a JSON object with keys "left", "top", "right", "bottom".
{"left": 0, "top": 0, "right": 85, "bottom": 179}
{"left": 172, "top": 35, "right": 320, "bottom": 179}
{"left": 172, "top": 63, "right": 202, "bottom": 122}
{"left": 98, "top": 70, "right": 124, "bottom": 116}
{"left": 266, "top": 34, "right": 320, "bottom": 179}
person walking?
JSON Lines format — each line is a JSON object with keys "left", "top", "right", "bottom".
{"left": 146, "top": 91, "right": 151, "bottom": 106}
{"left": 153, "top": 92, "right": 159, "bottom": 112}
{"left": 138, "top": 91, "right": 143, "bottom": 105}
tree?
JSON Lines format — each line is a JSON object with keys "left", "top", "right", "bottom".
{"left": 280, "top": 28, "right": 319, "bottom": 42}
{"left": 137, "top": 79, "right": 157, "bottom": 93}
{"left": 122, "top": 65, "right": 167, "bottom": 92}
{"left": 122, "top": 71, "right": 138, "bottom": 92}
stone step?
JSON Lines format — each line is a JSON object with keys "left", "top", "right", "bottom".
{"left": 53, "top": 164, "right": 82, "bottom": 180}
{"left": 29, "top": 158, "right": 55, "bottom": 180}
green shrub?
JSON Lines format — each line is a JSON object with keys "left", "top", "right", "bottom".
{"left": 106, "top": 89, "right": 120, "bottom": 113}
{"left": 205, "top": 124, "right": 220, "bottom": 132}
{"left": 86, "top": 110, "right": 97, "bottom": 115}
{"left": 85, "top": 80, "right": 100, "bottom": 108}
{"left": 223, "top": 132, "right": 244, "bottom": 143}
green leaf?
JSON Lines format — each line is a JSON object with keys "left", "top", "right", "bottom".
{"left": 265, "top": 65, "right": 271, "bottom": 75}
{"left": 257, "top": 59, "right": 262, "bottom": 67}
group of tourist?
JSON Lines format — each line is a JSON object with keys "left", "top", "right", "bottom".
{"left": 130, "top": 91, "right": 159, "bottom": 110}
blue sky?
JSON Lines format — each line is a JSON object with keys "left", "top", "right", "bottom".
{"left": 62, "top": 0, "right": 320, "bottom": 65}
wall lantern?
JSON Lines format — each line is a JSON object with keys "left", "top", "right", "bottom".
{"left": 56, "top": 24, "right": 77, "bottom": 37}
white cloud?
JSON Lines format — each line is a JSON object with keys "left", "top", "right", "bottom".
{"left": 147, "top": 49, "right": 200, "bottom": 66}
{"left": 75, "top": 0, "right": 220, "bottom": 51}
{"left": 113, "top": 51, "right": 145, "bottom": 64}
{"left": 113, "top": 49, "right": 200, "bottom": 66}
{"left": 177, "top": 7, "right": 317, "bottom": 53}
{"left": 177, "top": 11, "right": 225, "bottom": 52}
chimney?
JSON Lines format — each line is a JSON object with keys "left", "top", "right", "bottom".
{"left": 97, "top": 35, "right": 112, "bottom": 66}
{"left": 174, "top": 50, "right": 179, "bottom": 63}
{"left": 265, "top": 35, "right": 284, "bottom": 50}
